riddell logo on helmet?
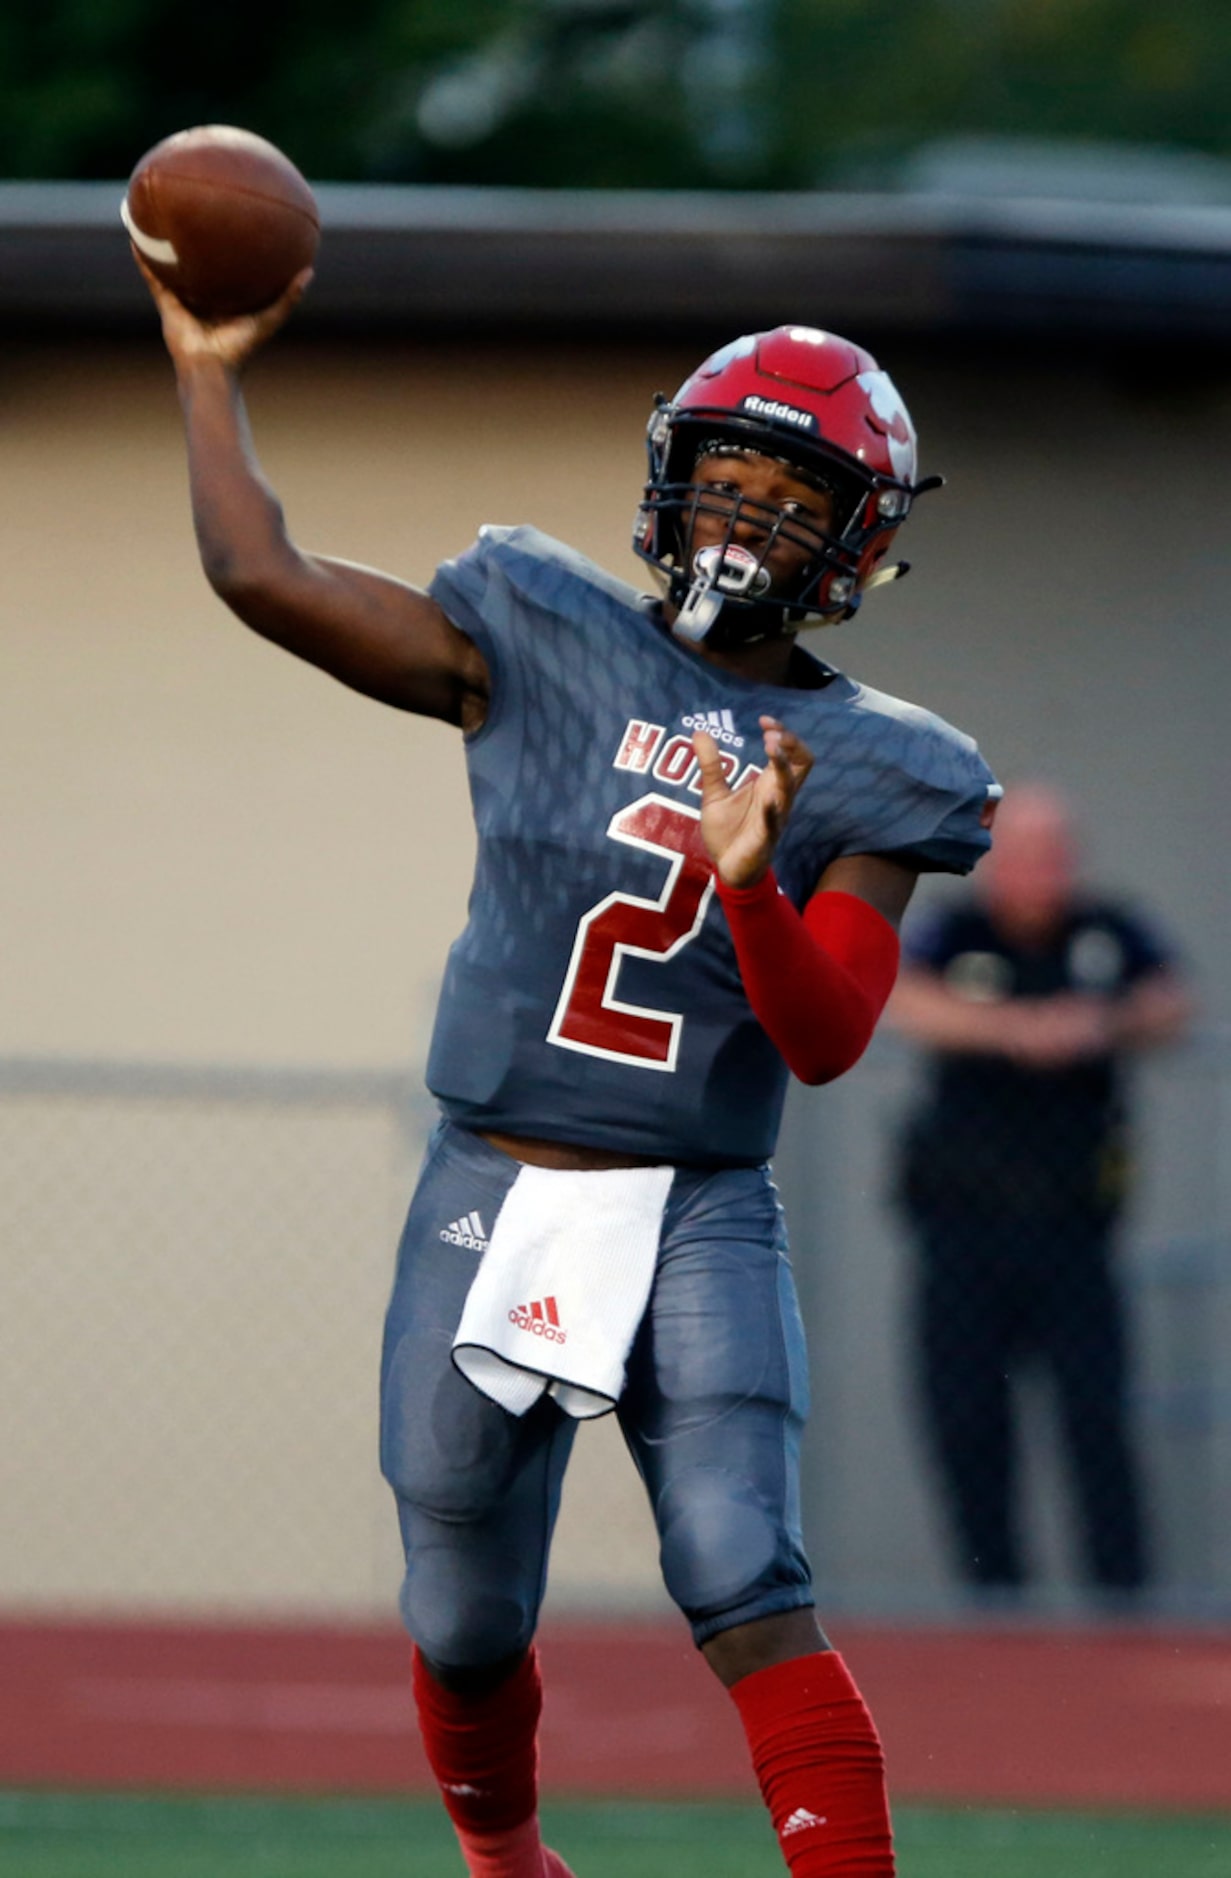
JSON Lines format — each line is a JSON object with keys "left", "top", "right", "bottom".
{"left": 741, "top": 395, "right": 817, "bottom": 432}
{"left": 509, "top": 1296, "right": 567, "bottom": 1344}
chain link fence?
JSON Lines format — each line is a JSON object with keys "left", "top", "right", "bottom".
{"left": 0, "top": 1056, "right": 663, "bottom": 1622}
{"left": 778, "top": 1029, "right": 1231, "bottom": 1616}
{"left": 0, "top": 1059, "right": 422, "bottom": 1616}
{"left": 2, "top": 1041, "right": 1228, "bottom": 1623}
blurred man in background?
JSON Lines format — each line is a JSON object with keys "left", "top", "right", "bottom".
{"left": 887, "top": 782, "right": 1194, "bottom": 1599}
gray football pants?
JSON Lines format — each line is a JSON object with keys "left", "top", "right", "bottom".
{"left": 379, "top": 1121, "right": 813, "bottom": 1668}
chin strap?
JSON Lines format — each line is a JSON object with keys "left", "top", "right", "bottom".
{"left": 861, "top": 560, "right": 910, "bottom": 594}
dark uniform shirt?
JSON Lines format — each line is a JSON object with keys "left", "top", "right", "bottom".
{"left": 897, "top": 898, "right": 1176, "bottom": 1221}
{"left": 427, "top": 526, "right": 998, "bottom": 1167}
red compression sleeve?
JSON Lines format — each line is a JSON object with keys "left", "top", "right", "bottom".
{"left": 731, "top": 1650, "right": 895, "bottom": 1875}
{"left": 715, "top": 872, "right": 900, "bottom": 1085}
{"left": 412, "top": 1646, "right": 542, "bottom": 1835}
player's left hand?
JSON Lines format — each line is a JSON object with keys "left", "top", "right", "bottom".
{"left": 693, "top": 715, "right": 813, "bottom": 888}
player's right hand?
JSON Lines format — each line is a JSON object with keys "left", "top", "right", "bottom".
{"left": 130, "top": 249, "right": 314, "bottom": 372}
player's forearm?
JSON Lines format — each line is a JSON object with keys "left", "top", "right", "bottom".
{"left": 171, "top": 356, "right": 362, "bottom": 679}
{"left": 716, "top": 873, "right": 900, "bottom": 1084}
{"left": 174, "top": 354, "right": 299, "bottom": 600}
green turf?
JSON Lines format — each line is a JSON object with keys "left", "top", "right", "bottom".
{"left": 1, "top": 1791, "right": 1228, "bottom": 1878}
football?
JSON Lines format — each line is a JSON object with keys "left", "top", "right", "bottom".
{"left": 121, "top": 125, "right": 320, "bottom": 320}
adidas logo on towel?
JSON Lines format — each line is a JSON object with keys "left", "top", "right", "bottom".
{"left": 440, "top": 1210, "right": 489, "bottom": 1251}
{"left": 508, "top": 1296, "right": 567, "bottom": 1345}
{"left": 680, "top": 707, "right": 745, "bottom": 748}
{"left": 781, "top": 1808, "right": 827, "bottom": 1838}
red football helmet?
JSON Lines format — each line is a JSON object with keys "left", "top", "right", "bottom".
{"left": 633, "top": 325, "right": 940, "bottom": 645}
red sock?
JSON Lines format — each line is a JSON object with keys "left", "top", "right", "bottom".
{"left": 730, "top": 1651, "right": 895, "bottom": 1876}
{"left": 412, "top": 1647, "right": 575, "bottom": 1878}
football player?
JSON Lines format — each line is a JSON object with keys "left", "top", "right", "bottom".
{"left": 133, "top": 250, "right": 998, "bottom": 1878}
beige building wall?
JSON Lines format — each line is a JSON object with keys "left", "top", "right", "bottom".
{"left": 2, "top": 334, "right": 698, "bottom": 1620}
{"left": 1, "top": 335, "right": 702, "bottom": 1068}
{"left": 2, "top": 332, "right": 1226, "bottom": 1619}
{"left": 6, "top": 334, "right": 1224, "bottom": 1060}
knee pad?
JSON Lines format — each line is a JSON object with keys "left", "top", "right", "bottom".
{"left": 656, "top": 1464, "right": 788, "bottom": 1617}
{"left": 399, "top": 1549, "right": 535, "bottom": 1670}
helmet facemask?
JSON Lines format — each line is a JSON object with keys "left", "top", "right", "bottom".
{"left": 650, "top": 427, "right": 874, "bottom": 646}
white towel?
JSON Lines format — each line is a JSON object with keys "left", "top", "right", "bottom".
{"left": 452, "top": 1162, "right": 674, "bottom": 1419}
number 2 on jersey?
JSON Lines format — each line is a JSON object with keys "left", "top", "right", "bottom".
{"left": 547, "top": 793, "right": 715, "bottom": 1071}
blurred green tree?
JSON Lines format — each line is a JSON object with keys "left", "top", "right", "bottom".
{"left": 1, "top": 0, "right": 1229, "bottom": 186}
{"left": 0, "top": 0, "right": 509, "bottom": 179}
{"left": 773, "top": 0, "right": 1231, "bottom": 186}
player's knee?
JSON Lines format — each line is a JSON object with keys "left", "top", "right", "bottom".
{"left": 655, "top": 1465, "right": 789, "bottom": 1615}
{"left": 398, "top": 1560, "right": 534, "bottom": 1670}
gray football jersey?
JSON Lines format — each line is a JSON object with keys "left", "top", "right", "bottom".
{"left": 425, "top": 527, "right": 997, "bottom": 1166}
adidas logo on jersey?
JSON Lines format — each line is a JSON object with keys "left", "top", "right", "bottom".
{"left": 680, "top": 708, "right": 745, "bottom": 749}
{"left": 508, "top": 1296, "right": 567, "bottom": 1344}
{"left": 781, "top": 1807, "right": 828, "bottom": 1838}
{"left": 440, "top": 1210, "right": 489, "bottom": 1251}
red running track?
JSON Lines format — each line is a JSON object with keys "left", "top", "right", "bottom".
{"left": 1, "top": 1616, "right": 1230, "bottom": 1811}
